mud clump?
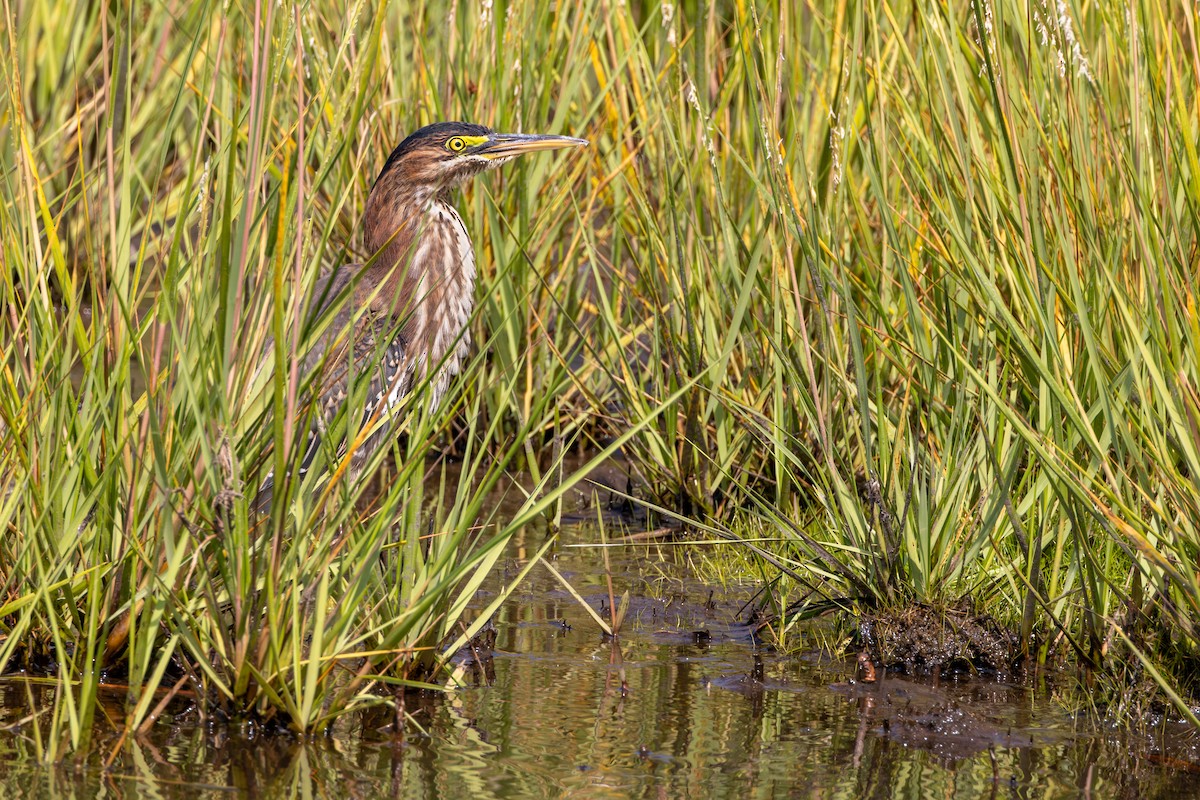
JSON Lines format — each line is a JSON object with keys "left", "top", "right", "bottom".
{"left": 860, "top": 603, "right": 1019, "bottom": 678}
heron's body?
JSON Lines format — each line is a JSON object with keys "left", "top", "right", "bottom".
{"left": 269, "top": 122, "right": 587, "bottom": 493}
{"left": 307, "top": 195, "right": 476, "bottom": 415}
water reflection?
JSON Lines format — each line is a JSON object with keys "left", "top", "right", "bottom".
{"left": 4, "top": 517, "right": 1200, "bottom": 798}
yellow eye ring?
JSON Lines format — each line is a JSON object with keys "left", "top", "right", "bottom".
{"left": 447, "top": 137, "right": 466, "bottom": 152}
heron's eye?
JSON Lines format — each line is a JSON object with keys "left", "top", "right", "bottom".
{"left": 446, "top": 137, "right": 467, "bottom": 153}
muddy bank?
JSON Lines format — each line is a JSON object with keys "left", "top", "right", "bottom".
{"left": 858, "top": 603, "right": 1020, "bottom": 678}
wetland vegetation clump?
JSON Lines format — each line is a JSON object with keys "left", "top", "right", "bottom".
{"left": 2, "top": 0, "right": 1200, "bottom": 763}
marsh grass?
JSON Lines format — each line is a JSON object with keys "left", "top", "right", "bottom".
{"left": 2, "top": 0, "right": 1200, "bottom": 757}
{"left": 580, "top": 0, "right": 1200, "bottom": 716}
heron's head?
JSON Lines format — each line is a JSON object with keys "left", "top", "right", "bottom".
{"left": 373, "top": 121, "right": 588, "bottom": 193}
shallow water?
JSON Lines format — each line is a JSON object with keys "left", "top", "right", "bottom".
{"left": 3, "top": 482, "right": 1200, "bottom": 798}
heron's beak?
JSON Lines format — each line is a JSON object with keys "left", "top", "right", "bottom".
{"left": 478, "top": 133, "right": 589, "bottom": 159}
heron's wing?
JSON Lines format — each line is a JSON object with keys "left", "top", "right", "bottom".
{"left": 255, "top": 268, "right": 412, "bottom": 509}
{"left": 298, "top": 313, "right": 412, "bottom": 478}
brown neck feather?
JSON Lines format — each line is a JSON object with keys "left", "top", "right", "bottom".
{"left": 353, "top": 152, "right": 481, "bottom": 398}
{"left": 360, "top": 171, "right": 439, "bottom": 316}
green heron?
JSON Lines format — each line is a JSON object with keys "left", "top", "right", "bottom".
{"left": 260, "top": 122, "right": 587, "bottom": 504}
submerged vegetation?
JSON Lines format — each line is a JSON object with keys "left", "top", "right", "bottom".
{"left": 1, "top": 0, "right": 1199, "bottom": 759}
